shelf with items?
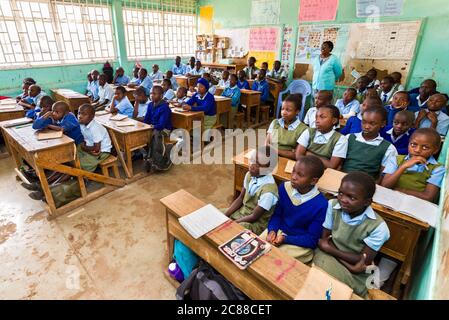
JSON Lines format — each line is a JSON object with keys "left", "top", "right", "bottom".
{"left": 196, "top": 34, "right": 229, "bottom": 64}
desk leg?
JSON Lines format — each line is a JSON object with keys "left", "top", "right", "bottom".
{"left": 166, "top": 210, "right": 174, "bottom": 265}
{"left": 108, "top": 129, "right": 131, "bottom": 179}
{"left": 124, "top": 136, "right": 133, "bottom": 178}
{"left": 227, "top": 110, "right": 232, "bottom": 129}
{"left": 74, "top": 150, "right": 88, "bottom": 198}
{"left": 35, "top": 161, "right": 57, "bottom": 216}
{"left": 246, "top": 105, "right": 251, "bottom": 128}
{"left": 255, "top": 104, "right": 260, "bottom": 125}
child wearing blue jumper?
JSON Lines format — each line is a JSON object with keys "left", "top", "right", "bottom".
{"left": 109, "top": 86, "right": 134, "bottom": 118}
{"left": 252, "top": 69, "right": 270, "bottom": 104}
{"left": 237, "top": 70, "right": 250, "bottom": 90}
{"left": 381, "top": 110, "right": 415, "bottom": 155}
{"left": 261, "top": 156, "right": 328, "bottom": 264}
{"left": 340, "top": 96, "right": 382, "bottom": 135}
{"left": 183, "top": 78, "right": 217, "bottom": 130}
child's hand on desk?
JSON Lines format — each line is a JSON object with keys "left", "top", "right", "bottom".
{"left": 266, "top": 231, "right": 277, "bottom": 244}
{"left": 182, "top": 105, "right": 192, "bottom": 111}
{"left": 272, "top": 234, "right": 285, "bottom": 247}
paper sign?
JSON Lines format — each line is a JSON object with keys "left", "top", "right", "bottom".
{"left": 250, "top": 0, "right": 281, "bottom": 25}
{"left": 356, "top": 0, "right": 404, "bottom": 17}
{"left": 249, "top": 28, "right": 279, "bottom": 52}
{"left": 299, "top": 0, "right": 339, "bottom": 22}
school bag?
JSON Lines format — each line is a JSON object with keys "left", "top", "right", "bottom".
{"left": 173, "top": 239, "right": 200, "bottom": 279}
{"left": 176, "top": 260, "right": 247, "bottom": 300}
{"left": 145, "top": 130, "right": 173, "bottom": 172}
{"left": 51, "top": 179, "right": 81, "bottom": 208}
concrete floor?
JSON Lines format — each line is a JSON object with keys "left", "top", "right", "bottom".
{"left": 0, "top": 140, "right": 242, "bottom": 299}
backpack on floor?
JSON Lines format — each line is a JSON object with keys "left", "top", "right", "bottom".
{"left": 51, "top": 179, "right": 81, "bottom": 208}
{"left": 145, "top": 130, "right": 173, "bottom": 172}
{"left": 176, "top": 260, "right": 247, "bottom": 300}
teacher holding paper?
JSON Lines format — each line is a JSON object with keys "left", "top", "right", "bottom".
{"left": 312, "top": 41, "right": 343, "bottom": 93}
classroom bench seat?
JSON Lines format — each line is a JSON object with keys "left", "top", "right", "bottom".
{"left": 99, "top": 155, "right": 120, "bottom": 179}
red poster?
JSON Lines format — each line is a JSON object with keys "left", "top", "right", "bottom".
{"left": 299, "top": 0, "right": 339, "bottom": 22}
{"left": 249, "top": 28, "right": 279, "bottom": 51}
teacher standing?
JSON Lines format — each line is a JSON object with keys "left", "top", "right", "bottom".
{"left": 312, "top": 41, "right": 343, "bottom": 93}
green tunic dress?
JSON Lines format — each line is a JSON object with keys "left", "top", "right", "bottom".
{"left": 307, "top": 128, "right": 342, "bottom": 160}
{"left": 395, "top": 155, "right": 441, "bottom": 192}
{"left": 231, "top": 173, "right": 279, "bottom": 235}
{"left": 270, "top": 119, "right": 308, "bottom": 151}
{"left": 313, "top": 199, "right": 385, "bottom": 298}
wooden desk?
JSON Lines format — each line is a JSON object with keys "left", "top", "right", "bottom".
{"left": 0, "top": 121, "right": 124, "bottom": 218}
{"left": 95, "top": 113, "right": 152, "bottom": 180}
{"left": 214, "top": 95, "right": 232, "bottom": 129}
{"left": 51, "top": 89, "right": 90, "bottom": 114}
{"left": 232, "top": 152, "right": 430, "bottom": 299}
{"left": 0, "top": 104, "right": 25, "bottom": 123}
{"left": 160, "top": 189, "right": 361, "bottom": 300}
{"left": 112, "top": 85, "right": 136, "bottom": 102}
{"left": 202, "top": 63, "right": 246, "bottom": 75}
{"left": 215, "top": 87, "right": 224, "bottom": 96}
{"left": 240, "top": 90, "right": 261, "bottom": 128}
{"left": 169, "top": 107, "right": 204, "bottom": 153}
{"left": 175, "top": 75, "right": 200, "bottom": 89}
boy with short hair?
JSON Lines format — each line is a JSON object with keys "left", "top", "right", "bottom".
{"left": 237, "top": 70, "right": 250, "bottom": 90}
{"left": 409, "top": 79, "right": 437, "bottom": 111}
{"left": 384, "top": 91, "right": 413, "bottom": 126}
{"left": 128, "top": 68, "right": 153, "bottom": 95}
{"left": 161, "top": 79, "right": 176, "bottom": 101}
{"left": 88, "top": 70, "right": 100, "bottom": 101}
{"left": 251, "top": 68, "right": 270, "bottom": 105}
{"left": 133, "top": 86, "right": 150, "bottom": 121}
{"left": 415, "top": 93, "right": 449, "bottom": 136}
{"left": 218, "top": 70, "right": 230, "bottom": 88}
{"left": 267, "top": 60, "right": 287, "bottom": 83}
{"left": 165, "top": 70, "right": 178, "bottom": 91}
{"left": 20, "top": 85, "right": 48, "bottom": 119}
{"left": 381, "top": 110, "right": 415, "bottom": 155}
{"left": 109, "top": 86, "right": 134, "bottom": 118}
{"left": 378, "top": 76, "right": 397, "bottom": 106}
{"left": 243, "top": 56, "right": 259, "bottom": 80}
{"left": 92, "top": 74, "right": 114, "bottom": 111}
{"left": 221, "top": 74, "right": 241, "bottom": 121}
{"left": 113, "top": 67, "right": 130, "bottom": 86}
{"left": 336, "top": 88, "right": 360, "bottom": 119}
{"left": 149, "top": 64, "right": 164, "bottom": 81}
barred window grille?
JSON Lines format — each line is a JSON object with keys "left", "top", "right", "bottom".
{"left": 123, "top": 0, "right": 197, "bottom": 60}
{"left": 0, "top": 0, "right": 115, "bottom": 68}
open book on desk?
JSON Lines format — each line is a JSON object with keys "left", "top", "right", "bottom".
{"left": 178, "top": 204, "right": 230, "bottom": 239}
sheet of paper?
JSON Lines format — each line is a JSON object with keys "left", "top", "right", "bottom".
{"left": 115, "top": 121, "right": 135, "bottom": 127}
{"left": 295, "top": 266, "right": 353, "bottom": 300}
{"left": 249, "top": 28, "right": 279, "bottom": 51}
{"left": 356, "top": 0, "right": 404, "bottom": 17}
{"left": 299, "top": 0, "right": 339, "bottom": 22}
{"left": 95, "top": 110, "right": 109, "bottom": 116}
{"left": 250, "top": 0, "right": 280, "bottom": 25}
{"left": 110, "top": 114, "right": 128, "bottom": 121}
{"left": 178, "top": 204, "right": 230, "bottom": 239}
{"left": 37, "top": 130, "right": 63, "bottom": 141}
{"left": 284, "top": 160, "right": 295, "bottom": 174}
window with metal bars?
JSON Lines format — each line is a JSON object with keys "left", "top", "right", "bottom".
{"left": 0, "top": 0, "right": 115, "bottom": 68}
{"left": 122, "top": 0, "right": 197, "bottom": 60}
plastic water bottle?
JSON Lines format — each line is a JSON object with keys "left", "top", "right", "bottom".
{"left": 168, "top": 262, "right": 184, "bottom": 282}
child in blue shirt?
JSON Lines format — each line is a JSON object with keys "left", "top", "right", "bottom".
{"left": 165, "top": 70, "right": 178, "bottom": 91}
{"left": 341, "top": 96, "right": 382, "bottom": 135}
{"left": 221, "top": 74, "right": 241, "bottom": 108}
{"left": 384, "top": 91, "right": 417, "bottom": 126}
{"left": 32, "top": 101, "right": 83, "bottom": 145}
{"left": 409, "top": 79, "right": 437, "bottom": 111}
{"left": 143, "top": 85, "right": 172, "bottom": 131}
{"left": 16, "top": 77, "right": 36, "bottom": 104}
{"left": 237, "top": 70, "right": 250, "bottom": 90}
{"left": 133, "top": 86, "right": 150, "bottom": 122}
{"left": 88, "top": 70, "right": 100, "bottom": 101}
{"left": 336, "top": 88, "right": 360, "bottom": 119}
{"left": 113, "top": 67, "right": 130, "bottom": 86}
{"left": 128, "top": 68, "right": 153, "bottom": 95}
{"left": 381, "top": 110, "right": 415, "bottom": 155}
{"left": 183, "top": 78, "right": 217, "bottom": 130}
{"left": 30, "top": 95, "right": 53, "bottom": 120}
{"left": 252, "top": 69, "right": 270, "bottom": 104}
{"left": 172, "top": 56, "right": 187, "bottom": 75}
{"left": 162, "top": 79, "right": 176, "bottom": 101}
{"left": 19, "top": 85, "right": 48, "bottom": 119}
{"left": 262, "top": 156, "right": 328, "bottom": 264}
{"left": 109, "top": 86, "right": 134, "bottom": 118}
{"left": 414, "top": 93, "right": 449, "bottom": 136}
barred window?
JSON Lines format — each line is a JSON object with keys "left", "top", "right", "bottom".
{"left": 123, "top": 0, "right": 197, "bottom": 60}
{"left": 0, "top": 0, "right": 115, "bottom": 68}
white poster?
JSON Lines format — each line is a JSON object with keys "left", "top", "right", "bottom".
{"left": 356, "top": 0, "right": 404, "bottom": 17}
{"left": 250, "top": 0, "right": 281, "bottom": 25}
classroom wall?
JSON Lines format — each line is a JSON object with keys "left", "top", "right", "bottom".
{"left": 199, "top": 0, "right": 449, "bottom": 94}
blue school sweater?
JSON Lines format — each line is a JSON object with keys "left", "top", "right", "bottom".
{"left": 32, "top": 112, "right": 84, "bottom": 144}
{"left": 267, "top": 183, "right": 328, "bottom": 249}
{"left": 340, "top": 115, "right": 362, "bottom": 135}
{"left": 185, "top": 92, "right": 216, "bottom": 116}
{"left": 143, "top": 101, "right": 173, "bottom": 131}
{"left": 252, "top": 79, "right": 269, "bottom": 103}
{"left": 237, "top": 80, "right": 250, "bottom": 90}
{"left": 381, "top": 126, "right": 415, "bottom": 155}
{"left": 385, "top": 105, "right": 420, "bottom": 127}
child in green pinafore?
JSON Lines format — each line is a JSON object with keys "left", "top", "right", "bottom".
{"left": 265, "top": 94, "right": 308, "bottom": 160}
{"left": 296, "top": 105, "right": 348, "bottom": 170}
{"left": 224, "top": 146, "right": 279, "bottom": 235}
{"left": 313, "top": 172, "right": 390, "bottom": 298}
{"left": 381, "top": 128, "right": 444, "bottom": 204}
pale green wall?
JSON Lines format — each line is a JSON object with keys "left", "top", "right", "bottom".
{"left": 199, "top": 0, "right": 449, "bottom": 94}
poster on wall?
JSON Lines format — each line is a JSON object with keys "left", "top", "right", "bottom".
{"left": 295, "top": 24, "right": 349, "bottom": 64}
{"left": 356, "top": 0, "right": 404, "bottom": 17}
{"left": 249, "top": 27, "right": 279, "bottom": 51}
{"left": 281, "top": 25, "right": 294, "bottom": 72}
{"left": 250, "top": 0, "right": 281, "bottom": 25}
{"left": 298, "top": 0, "right": 339, "bottom": 22}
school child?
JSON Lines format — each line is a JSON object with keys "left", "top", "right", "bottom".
{"left": 409, "top": 79, "right": 437, "bottom": 111}
{"left": 202, "top": 73, "right": 216, "bottom": 95}
{"left": 243, "top": 56, "right": 260, "bottom": 80}
{"left": 165, "top": 70, "right": 178, "bottom": 91}
{"left": 143, "top": 85, "right": 173, "bottom": 172}
{"left": 261, "top": 155, "right": 328, "bottom": 264}
{"left": 113, "top": 67, "right": 130, "bottom": 86}
{"left": 187, "top": 61, "right": 205, "bottom": 76}
{"left": 343, "top": 106, "right": 397, "bottom": 179}
{"left": 224, "top": 146, "right": 279, "bottom": 235}
{"left": 237, "top": 70, "right": 250, "bottom": 90}
{"left": 77, "top": 104, "right": 112, "bottom": 172}
{"left": 32, "top": 101, "right": 83, "bottom": 145}
{"left": 185, "top": 56, "right": 196, "bottom": 74}
{"left": 221, "top": 74, "right": 241, "bottom": 121}
{"left": 161, "top": 79, "right": 176, "bottom": 101}
{"left": 129, "top": 66, "right": 140, "bottom": 83}
{"left": 19, "top": 85, "right": 48, "bottom": 119}
{"left": 313, "top": 172, "right": 390, "bottom": 298}
{"left": 31, "top": 96, "right": 54, "bottom": 120}
{"left": 88, "top": 70, "right": 100, "bottom": 101}
{"left": 92, "top": 74, "right": 114, "bottom": 111}
{"left": 261, "top": 62, "right": 269, "bottom": 73}
{"left": 381, "top": 110, "right": 415, "bottom": 155}
{"left": 183, "top": 78, "right": 216, "bottom": 130}
{"left": 172, "top": 56, "right": 187, "bottom": 75}
{"left": 355, "top": 76, "right": 370, "bottom": 103}
{"left": 378, "top": 76, "right": 397, "bottom": 106}
{"left": 340, "top": 96, "right": 383, "bottom": 135}
{"left": 382, "top": 128, "right": 444, "bottom": 203}
{"left": 109, "top": 86, "right": 134, "bottom": 118}
{"left": 384, "top": 91, "right": 414, "bottom": 127}
{"left": 251, "top": 69, "right": 269, "bottom": 105}
{"left": 218, "top": 70, "right": 230, "bottom": 88}
{"left": 16, "top": 77, "right": 36, "bottom": 103}
{"left": 390, "top": 72, "right": 405, "bottom": 92}
{"left": 267, "top": 60, "right": 287, "bottom": 82}
{"left": 303, "top": 90, "right": 333, "bottom": 128}
{"left": 366, "top": 68, "right": 380, "bottom": 89}
{"left": 296, "top": 105, "right": 348, "bottom": 169}
{"left": 173, "top": 87, "right": 189, "bottom": 105}
{"left": 133, "top": 86, "right": 150, "bottom": 121}
{"left": 414, "top": 94, "right": 449, "bottom": 136}
{"left": 336, "top": 88, "right": 360, "bottom": 119}
{"left": 128, "top": 68, "right": 153, "bottom": 95}
{"left": 149, "top": 64, "right": 164, "bottom": 81}
{"left": 266, "top": 94, "right": 308, "bottom": 160}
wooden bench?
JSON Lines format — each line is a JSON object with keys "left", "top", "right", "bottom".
{"left": 99, "top": 155, "right": 120, "bottom": 178}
